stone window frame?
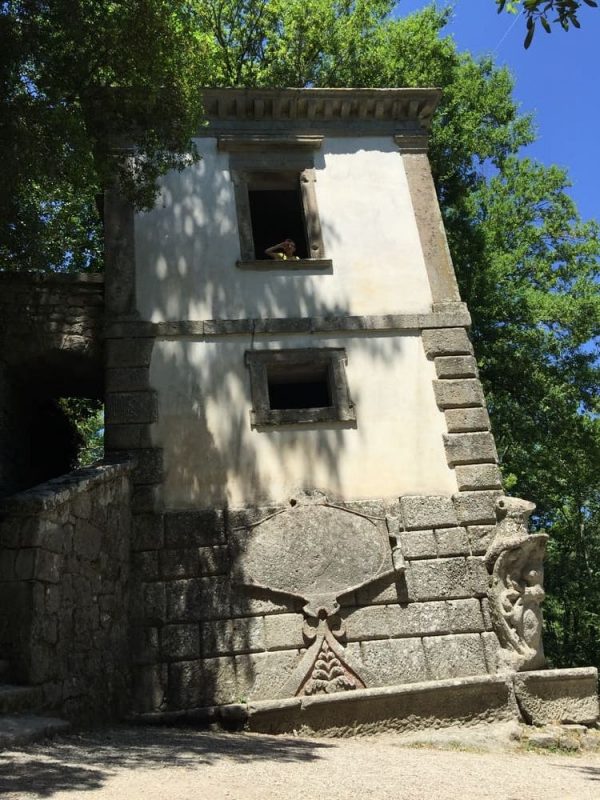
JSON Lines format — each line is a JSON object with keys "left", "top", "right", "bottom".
{"left": 245, "top": 348, "right": 356, "bottom": 428}
{"left": 227, "top": 149, "right": 328, "bottom": 269}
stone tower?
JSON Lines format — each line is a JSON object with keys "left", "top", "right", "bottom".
{"left": 102, "top": 88, "right": 598, "bottom": 732}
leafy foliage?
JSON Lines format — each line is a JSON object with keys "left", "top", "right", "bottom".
{"left": 58, "top": 398, "right": 104, "bottom": 467}
{"left": 1, "top": 1, "right": 210, "bottom": 270}
{"left": 496, "top": 0, "right": 598, "bottom": 47}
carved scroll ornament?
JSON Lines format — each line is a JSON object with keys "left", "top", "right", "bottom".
{"left": 485, "top": 497, "right": 548, "bottom": 671}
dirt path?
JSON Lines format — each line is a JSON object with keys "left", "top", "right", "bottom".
{"left": 1, "top": 725, "right": 599, "bottom": 800}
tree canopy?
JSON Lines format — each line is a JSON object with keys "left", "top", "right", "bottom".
{"left": 0, "top": 1, "right": 209, "bottom": 270}
{"left": 1, "top": 1, "right": 599, "bottom": 668}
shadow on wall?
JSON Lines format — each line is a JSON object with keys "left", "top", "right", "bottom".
{"left": 140, "top": 145, "right": 410, "bottom": 508}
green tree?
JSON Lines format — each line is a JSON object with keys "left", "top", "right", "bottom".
{"left": 0, "top": 1, "right": 209, "bottom": 270}
{"left": 497, "top": 1, "right": 598, "bottom": 48}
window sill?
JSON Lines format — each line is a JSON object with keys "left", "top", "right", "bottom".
{"left": 236, "top": 258, "right": 332, "bottom": 272}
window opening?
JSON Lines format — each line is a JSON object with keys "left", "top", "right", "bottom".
{"left": 248, "top": 176, "right": 308, "bottom": 259}
{"left": 267, "top": 363, "right": 332, "bottom": 410}
{"left": 245, "top": 348, "right": 356, "bottom": 428}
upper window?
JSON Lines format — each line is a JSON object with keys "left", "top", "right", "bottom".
{"left": 245, "top": 348, "right": 356, "bottom": 428}
{"left": 226, "top": 147, "right": 330, "bottom": 270}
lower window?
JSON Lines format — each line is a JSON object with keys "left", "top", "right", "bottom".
{"left": 245, "top": 348, "right": 356, "bottom": 427}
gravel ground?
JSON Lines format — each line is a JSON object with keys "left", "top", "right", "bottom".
{"left": 1, "top": 724, "right": 599, "bottom": 800}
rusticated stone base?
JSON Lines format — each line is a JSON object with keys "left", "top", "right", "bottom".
{"left": 514, "top": 667, "right": 599, "bottom": 726}
{"left": 246, "top": 674, "right": 517, "bottom": 736}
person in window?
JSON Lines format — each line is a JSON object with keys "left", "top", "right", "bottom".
{"left": 265, "top": 239, "right": 300, "bottom": 261}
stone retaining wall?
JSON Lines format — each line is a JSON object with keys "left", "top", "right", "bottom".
{"left": 129, "top": 498, "right": 505, "bottom": 714}
{"left": 0, "top": 461, "right": 132, "bottom": 722}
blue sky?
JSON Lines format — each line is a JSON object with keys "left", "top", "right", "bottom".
{"left": 396, "top": 1, "right": 599, "bottom": 223}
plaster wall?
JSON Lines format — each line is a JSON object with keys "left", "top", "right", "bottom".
{"left": 149, "top": 332, "right": 457, "bottom": 507}
{"left": 134, "top": 137, "right": 432, "bottom": 322}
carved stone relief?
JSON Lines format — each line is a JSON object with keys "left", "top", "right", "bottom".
{"left": 229, "top": 495, "right": 396, "bottom": 697}
{"left": 484, "top": 497, "right": 548, "bottom": 672}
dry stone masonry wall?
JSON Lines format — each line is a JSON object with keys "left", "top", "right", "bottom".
{"left": 0, "top": 462, "right": 132, "bottom": 722}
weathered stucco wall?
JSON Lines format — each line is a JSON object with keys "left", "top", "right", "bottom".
{"left": 0, "top": 462, "right": 132, "bottom": 723}
{"left": 149, "top": 332, "right": 457, "bottom": 507}
{"left": 134, "top": 137, "right": 433, "bottom": 322}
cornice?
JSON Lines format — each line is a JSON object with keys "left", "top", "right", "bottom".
{"left": 201, "top": 88, "right": 441, "bottom": 134}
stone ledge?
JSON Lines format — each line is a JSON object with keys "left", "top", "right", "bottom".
{"left": 104, "top": 309, "right": 472, "bottom": 339}
{"left": 246, "top": 674, "right": 515, "bottom": 735}
{"left": 0, "top": 461, "right": 133, "bottom": 514}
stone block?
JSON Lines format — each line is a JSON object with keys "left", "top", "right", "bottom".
{"left": 356, "top": 574, "right": 408, "bottom": 606}
{"left": 435, "top": 527, "right": 470, "bottom": 557}
{"left": 201, "top": 617, "right": 265, "bottom": 657}
{"left": 160, "top": 549, "right": 199, "bottom": 580}
{"left": 106, "top": 338, "right": 154, "bottom": 368}
{"left": 15, "top": 549, "right": 36, "bottom": 580}
{"left": 131, "top": 485, "right": 161, "bottom": 513}
{"left": 131, "top": 626, "right": 160, "bottom": 665}
{"left": 481, "top": 631, "right": 503, "bottom": 673}
{"left": 131, "top": 449, "right": 163, "bottom": 485}
{"left": 161, "top": 623, "right": 201, "bottom": 660}
{"left": 164, "top": 510, "right": 225, "bottom": 548}
{"left": 343, "top": 606, "right": 392, "bottom": 641}
{"left": 433, "top": 379, "right": 484, "bottom": 409}
{"left": 422, "top": 328, "right": 473, "bottom": 358}
{"left": 455, "top": 464, "right": 503, "bottom": 491}
{"left": 142, "top": 582, "right": 166, "bottom": 624}
{"left": 399, "top": 529, "right": 436, "bottom": 559}
{"left": 132, "top": 514, "right": 164, "bottom": 551}
{"left": 468, "top": 557, "right": 490, "bottom": 596}
{"left": 346, "top": 638, "right": 427, "bottom": 687}
{"left": 423, "top": 633, "right": 487, "bottom": 680}
{"left": 106, "top": 367, "right": 150, "bottom": 392}
{"left": 467, "top": 525, "right": 496, "bottom": 555}
{"left": 444, "top": 407, "right": 490, "bottom": 433}
{"left": 132, "top": 664, "right": 167, "bottom": 713}
{"left": 105, "top": 391, "right": 158, "bottom": 425}
{"left": 132, "top": 551, "right": 159, "bottom": 581}
{"left": 513, "top": 668, "right": 599, "bottom": 726}
{"left": 0, "top": 549, "right": 15, "bottom": 580}
{"left": 34, "top": 549, "right": 62, "bottom": 583}
{"left": 73, "top": 521, "right": 102, "bottom": 561}
{"left": 446, "top": 599, "right": 485, "bottom": 633}
{"left": 400, "top": 496, "right": 458, "bottom": 531}
{"left": 443, "top": 432, "right": 498, "bottom": 467}
{"left": 453, "top": 490, "right": 503, "bottom": 524}
{"left": 480, "top": 599, "right": 493, "bottom": 630}
{"left": 241, "top": 650, "right": 302, "bottom": 701}
{"left": 434, "top": 355, "right": 478, "bottom": 379}
{"left": 104, "top": 423, "right": 153, "bottom": 450}
{"left": 230, "top": 587, "right": 294, "bottom": 617}
{"left": 169, "top": 657, "right": 238, "bottom": 708}
{"left": 264, "top": 613, "right": 305, "bottom": 650}
{"left": 165, "top": 578, "right": 204, "bottom": 622}
{"left": 406, "top": 557, "right": 471, "bottom": 601}
{"left": 198, "top": 546, "right": 229, "bottom": 576}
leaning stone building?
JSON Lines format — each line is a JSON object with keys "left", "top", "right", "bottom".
{"left": 0, "top": 88, "right": 597, "bottom": 734}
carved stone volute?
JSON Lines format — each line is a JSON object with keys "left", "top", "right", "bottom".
{"left": 485, "top": 497, "right": 548, "bottom": 672}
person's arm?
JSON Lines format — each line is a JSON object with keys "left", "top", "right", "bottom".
{"left": 265, "top": 241, "right": 286, "bottom": 259}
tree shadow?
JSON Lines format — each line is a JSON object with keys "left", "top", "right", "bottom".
{"left": 0, "top": 726, "right": 332, "bottom": 798}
